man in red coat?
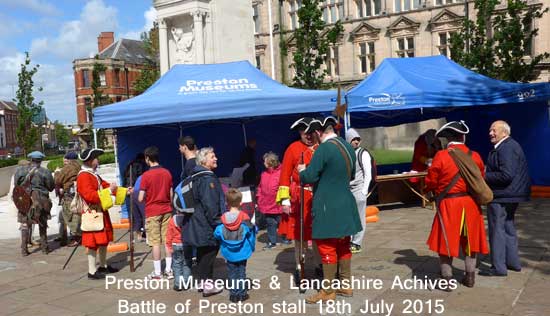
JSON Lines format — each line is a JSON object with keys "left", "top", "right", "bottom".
{"left": 426, "top": 121, "right": 489, "bottom": 290}
{"left": 276, "top": 117, "right": 321, "bottom": 282}
{"left": 411, "top": 129, "right": 442, "bottom": 171}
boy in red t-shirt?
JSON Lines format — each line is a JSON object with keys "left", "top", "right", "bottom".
{"left": 138, "top": 146, "right": 174, "bottom": 279}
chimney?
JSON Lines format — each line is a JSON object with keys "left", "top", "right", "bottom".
{"left": 97, "top": 32, "right": 115, "bottom": 53}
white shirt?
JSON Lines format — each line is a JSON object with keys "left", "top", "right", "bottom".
{"left": 494, "top": 136, "right": 509, "bottom": 149}
{"left": 322, "top": 133, "right": 338, "bottom": 143}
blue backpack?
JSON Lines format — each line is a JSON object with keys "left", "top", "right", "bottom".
{"left": 172, "top": 170, "right": 213, "bottom": 214}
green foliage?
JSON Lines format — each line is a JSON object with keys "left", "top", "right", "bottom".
{"left": 98, "top": 152, "right": 115, "bottom": 165}
{"left": 371, "top": 149, "right": 413, "bottom": 166}
{"left": 91, "top": 56, "right": 108, "bottom": 110}
{"left": 46, "top": 158, "right": 64, "bottom": 172}
{"left": 450, "top": 0, "right": 549, "bottom": 82}
{"left": 0, "top": 159, "right": 19, "bottom": 168}
{"left": 287, "top": 0, "right": 343, "bottom": 89}
{"left": 14, "top": 52, "right": 43, "bottom": 155}
{"left": 54, "top": 121, "right": 70, "bottom": 147}
{"left": 133, "top": 23, "right": 160, "bottom": 95}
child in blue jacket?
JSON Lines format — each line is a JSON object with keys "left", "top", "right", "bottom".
{"left": 214, "top": 188, "right": 256, "bottom": 302}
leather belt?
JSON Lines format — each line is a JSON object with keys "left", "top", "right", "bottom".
{"left": 445, "top": 192, "right": 469, "bottom": 199}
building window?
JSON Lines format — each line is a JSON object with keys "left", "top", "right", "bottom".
{"left": 321, "top": 0, "right": 344, "bottom": 24}
{"left": 355, "top": 0, "right": 382, "bottom": 17}
{"left": 523, "top": 21, "right": 533, "bottom": 57}
{"left": 288, "top": 0, "right": 302, "bottom": 30}
{"left": 256, "top": 55, "right": 262, "bottom": 70}
{"left": 396, "top": 37, "right": 414, "bottom": 57}
{"left": 358, "top": 42, "right": 376, "bottom": 74}
{"left": 438, "top": 32, "right": 454, "bottom": 58}
{"left": 326, "top": 46, "right": 339, "bottom": 77}
{"left": 116, "top": 96, "right": 122, "bottom": 102}
{"left": 82, "top": 69, "right": 90, "bottom": 88}
{"left": 114, "top": 69, "right": 120, "bottom": 86}
{"left": 394, "top": 0, "right": 421, "bottom": 12}
{"left": 253, "top": 4, "right": 260, "bottom": 33}
{"left": 1, "top": 133, "right": 4, "bottom": 148}
{"left": 435, "top": 0, "right": 463, "bottom": 5}
{"left": 99, "top": 72, "right": 106, "bottom": 86}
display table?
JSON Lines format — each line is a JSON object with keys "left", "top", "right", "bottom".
{"left": 368, "top": 171, "right": 432, "bottom": 208}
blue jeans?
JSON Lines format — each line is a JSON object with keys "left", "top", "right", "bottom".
{"left": 172, "top": 244, "right": 193, "bottom": 289}
{"left": 227, "top": 260, "right": 247, "bottom": 297}
{"left": 265, "top": 214, "right": 280, "bottom": 245}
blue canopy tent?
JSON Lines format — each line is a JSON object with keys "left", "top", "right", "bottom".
{"left": 346, "top": 55, "right": 550, "bottom": 185}
{"left": 93, "top": 61, "right": 337, "bottom": 185}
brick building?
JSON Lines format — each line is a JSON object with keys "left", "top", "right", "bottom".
{"left": 253, "top": 0, "right": 550, "bottom": 86}
{"left": 0, "top": 100, "right": 19, "bottom": 154}
{"left": 73, "top": 32, "right": 155, "bottom": 125}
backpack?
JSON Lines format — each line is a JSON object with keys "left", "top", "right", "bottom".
{"left": 12, "top": 167, "right": 37, "bottom": 215}
{"left": 357, "top": 147, "right": 377, "bottom": 191}
{"left": 173, "top": 170, "right": 214, "bottom": 214}
{"left": 448, "top": 148, "right": 493, "bottom": 205}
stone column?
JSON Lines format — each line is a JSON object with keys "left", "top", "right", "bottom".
{"left": 193, "top": 11, "right": 205, "bottom": 64}
{"left": 158, "top": 18, "right": 170, "bottom": 75}
{"left": 204, "top": 11, "right": 214, "bottom": 63}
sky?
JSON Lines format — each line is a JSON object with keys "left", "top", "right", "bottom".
{"left": 0, "top": 0, "right": 156, "bottom": 124}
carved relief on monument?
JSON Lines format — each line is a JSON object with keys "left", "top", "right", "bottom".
{"left": 170, "top": 15, "right": 195, "bottom": 64}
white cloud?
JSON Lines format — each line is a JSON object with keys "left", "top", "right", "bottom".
{"left": 121, "top": 6, "right": 157, "bottom": 40}
{"left": 0, "top": 0, "right": 60, "bottom": 16}
{"left": 30, "top": 0, "right": 118, "bottom": 60}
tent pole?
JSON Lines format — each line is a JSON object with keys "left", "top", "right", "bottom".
{"left": 242, "top": 123, "right": 248, "bottom": 146}
{"left": 180, "top": 124, "right": 184, "bottom": 176}
{"left": 113, "top": 130, "right": 120, "bottom": 184}
{"left": 93, "top": 128, "right": 98, "bottom": 148}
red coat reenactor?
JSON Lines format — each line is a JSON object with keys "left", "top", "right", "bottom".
{"left": 425, "top": 121, "right": 489, "bottom": 290}
{"left": 276, "top": 117, "right": 321, "bottom": 282}
{"left": 77, "top": 148, "right": 120, "bottom": 280}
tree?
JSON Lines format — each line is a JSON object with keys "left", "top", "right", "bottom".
{"left": 54, "top": 121, "right": 70, "bottom": 147}
{"left": 450, "top": 0, "right": 549, "bottom": 82}
{"left": 14, "top": 52, "right": 43, "bottom": 155}
{"left": 91, "top": 56, "right": 108, "bottom": 147}
{"left": 133, "top": 23, "right": 160, "bottom": 94}
{"left": 286, "top": 0, "right": 343, "bottom": 89}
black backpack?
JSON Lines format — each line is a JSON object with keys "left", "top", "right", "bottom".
{"left": 357, "top": 147, "right": 377, "bottom": 191}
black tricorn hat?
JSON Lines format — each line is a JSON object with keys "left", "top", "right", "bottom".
{"left": 79, "top": 148, "right": 105, "bottom": 162}
{"left": 290, "top": 117, "right": 314, "bottom": 131}
{"left": 436, "top": 120, "right": 470, "bottom": 138}
{"left": 304, "top": 116, "right": 338, "bottom": 133}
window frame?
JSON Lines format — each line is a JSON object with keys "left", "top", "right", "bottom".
{"left": 82, "top": 69, "right": 90, "bottom": 88}
{"left": 395, "top": 36, "right": 415, "bottom": 58}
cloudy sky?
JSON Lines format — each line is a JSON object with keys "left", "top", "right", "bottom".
{"left": 0, "top": 0, "right": 156, "bottom": 124}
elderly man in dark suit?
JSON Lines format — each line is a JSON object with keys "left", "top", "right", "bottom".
{"left": 482, "top": 120, "right": 531, "bottom": 276}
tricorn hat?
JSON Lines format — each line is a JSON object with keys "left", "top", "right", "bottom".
{"left": 436, "top": 120, "right": 470, "bottom": 138}
{"left": 79, "top": 148, "right": 104, "bottom": 162}
{"left": 290, "top": 117, "right": 314, "bottom": 131}
{"left": 304, "top": 116, "right": 338, "bottom": 133}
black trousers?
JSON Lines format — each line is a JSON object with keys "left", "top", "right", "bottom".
{"left": 196, "top": 245, "right": 219, "bottom": 280}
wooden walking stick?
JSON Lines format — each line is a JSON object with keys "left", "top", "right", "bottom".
{"left": 62, "top": 243, "right": 80, "bottom": 270}
{"left": 298, "top": 152, "right": 306, "bottom": 294}
{"left": 129, "top": 168, "right": 135, "bottom": 272}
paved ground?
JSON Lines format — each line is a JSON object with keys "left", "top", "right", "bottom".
{"left": 0, "top": 165, "right": 548, "bottom": 315}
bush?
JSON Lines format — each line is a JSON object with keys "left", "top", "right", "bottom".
{"left": 0, "top": 158, "right": 19, "bottom": 168}
{"left": 47, "top": 158, "right": 64, "bottom": 172}
{"left": 99, "top": 152, "right": 115, "bottom": 165}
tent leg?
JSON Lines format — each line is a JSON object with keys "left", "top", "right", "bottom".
{"left": 242, "top": 123, "right": 247, "bottom": 146}
{"left": 113, "top": 131, "right": 121, "bottom": 184}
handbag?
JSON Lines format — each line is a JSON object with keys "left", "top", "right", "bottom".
{"left": 81, "top": 209, "right": 104, "bottom": 232}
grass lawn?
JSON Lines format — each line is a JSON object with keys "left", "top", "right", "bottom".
{"left": 370, "top": 149, "right": 413, "bottom": 165}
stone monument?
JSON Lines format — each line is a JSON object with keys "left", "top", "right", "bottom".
{"left": 154, "top": 0, "right": 255, "bottom": 74}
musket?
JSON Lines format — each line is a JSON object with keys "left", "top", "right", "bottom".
{"left": 62, "top": 242, "right": 80, "bottom": 270}
{"left": 129, "top": 168, "right": 135, "bottom": 272}
{"left": 298, "top": 152, "right": 306, "bottom": 293}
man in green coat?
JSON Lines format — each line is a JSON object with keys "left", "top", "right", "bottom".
{"left": 299, "top": 117, "right": 362, "bottom": 303}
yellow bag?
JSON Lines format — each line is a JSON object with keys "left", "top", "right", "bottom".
{"left": 115, "top": 187, "right": 128, "bottom": 205}
{"left": 98, "top": 188, "right": 113, "bottom": 211}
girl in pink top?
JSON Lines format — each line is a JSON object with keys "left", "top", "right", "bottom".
{"left": 256, "top": 152, "right": 283, "bottom": 249}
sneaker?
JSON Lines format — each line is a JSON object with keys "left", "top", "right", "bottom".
{"left": 350, "top": 243, "right": 362, "bottom": 254}
{"left": 280, "top": 238, "right": 292, "bottom": 245}
{"left": 88, "top": 271, "right": 105, "bottom": 280}
{"left": 164, "top": 270, "right": 174, "bottom": 279}
{"left": 97, "top": 265, "right": 119, "bottom": 274}
{"left": 263, "top": 243, "right": 277, "bottom": 250}
{"left": 202, "top": 279, "right": 223, "bottom": 297}
{"left": 148, "top": 272, "right": 163, "bottom": 280}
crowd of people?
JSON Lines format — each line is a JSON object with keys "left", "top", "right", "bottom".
{"left": 11, "top": 116, "right": 531, "bottom": 302}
